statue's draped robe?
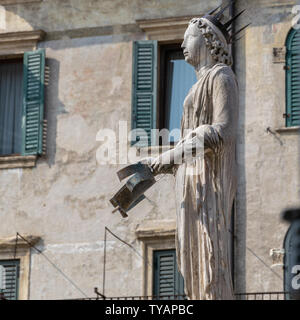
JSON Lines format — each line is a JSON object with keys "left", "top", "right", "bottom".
{"left": 174, "top": 63, "right": 238, "bottom": 300}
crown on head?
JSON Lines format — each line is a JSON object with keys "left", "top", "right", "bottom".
{"left": 203, "top": 1, "right": 250, "bottom": 44}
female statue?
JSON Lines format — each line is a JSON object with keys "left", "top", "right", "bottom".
{"left": 147, "top": 9, "right": 241, "bottom": 300}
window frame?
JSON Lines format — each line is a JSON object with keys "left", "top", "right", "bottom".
{"left": 132, "top": 40, "right": 191, "bottom": 148}
{"left": 0, "top": 235, "right": 40, "bottom": 300}
{"left": 0, "top": 30, "right": 45, "bottom": 168}
{"left": 158, "top": 42, "right": 184, "bottom": 144}
{"left": 133, "top": 16, "right": 198, "bottom": 148}
{"left": 135, "top": 220, "right": 177, "bottom": 297}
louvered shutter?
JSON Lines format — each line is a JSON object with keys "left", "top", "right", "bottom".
{"left": 21, "top": 49, "right": 45, "bottom": 155}
{"left": 153, "top": 250, "right": 184, "bottom": 299}
{"left": 286, "top": 29, "right": 300, "bottom": 127}
{"left": 0, "top": 260, "right": 20, "bottom": 300}
{"left": 131, "top": 41, "right": 157, "bottom": 146}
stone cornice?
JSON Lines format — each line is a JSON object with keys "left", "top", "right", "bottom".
{"left": 136, "top": 15, "right": 201, "bottom": 42}
{"left": 0, "top": 235, "right": 41, "bottom": 250}
{"left": 136, "top": 220, "right": 176, "bottom": 240}
{"left": 0, "top": 30, "right": 45, "bottom": 56}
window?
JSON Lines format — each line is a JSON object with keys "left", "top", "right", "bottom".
{"left": 135, "top": 220, "right": 186, "bottom": 298}
{"left": 159, "top": 45, "right": 197, "bottom": 143}
{"left": 153, "top": 249, "right": 185, "bottom": 299}
{"left": 0, "top": 49, "right": 45, "bottom": 157}
{"left": 286, "top": 28, "right": 300, "bottom": 127}
{"left": 0, "top": 59, "right": 23, "bottom": 155}
{"left": 0, "top": 235, "right": 40, "bottom": 300}
{"left": 131, "top": 40, "right": 197, "bottom": 146}
{"left": 0, "top": 260, "right": 20, "bottom": 300}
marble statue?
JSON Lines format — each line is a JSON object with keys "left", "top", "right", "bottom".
{"left": 146, "top": 6, "right": 244, "bottom": 300}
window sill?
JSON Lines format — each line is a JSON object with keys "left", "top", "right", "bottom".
{"left": 0, "top": 155, "right": 37, "bottom": 169}
{"left": 275, "top": 126, "right": 300, "bottom": 133}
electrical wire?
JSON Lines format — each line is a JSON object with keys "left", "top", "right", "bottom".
{"left": 15, "top": 232, "right": 90, "bottom": 298}
{"left": 246, "top": 247, "right": 283, "bottom": 280}
{"left": 228, "top": 229, "right": 283, "bottom": 280}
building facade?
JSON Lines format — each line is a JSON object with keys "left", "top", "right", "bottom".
{"left": 0, "top": 0, "right": 299, "bottom": 300}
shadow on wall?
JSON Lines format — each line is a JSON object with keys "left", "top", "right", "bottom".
{"left": 40, "top": 57, "right": 68, "bottom": 167}
{"left": 232, "top": 1, "right": 247, "bottom": 295}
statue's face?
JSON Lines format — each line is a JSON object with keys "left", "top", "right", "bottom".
{"left": 181, "top": 22, "right": 205, "bottom": 67}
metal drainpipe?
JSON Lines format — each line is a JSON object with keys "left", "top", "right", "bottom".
{"left": 229, "top": 0, "right": 236, "bottom": 73}
{"left": 228, "top": 0, "right": 236, "bottom": 292}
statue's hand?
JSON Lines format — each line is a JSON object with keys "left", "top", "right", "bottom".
{"left": 139, "top": 157, "right": 157, "bottom": 175}
{"left": 140, "top": 157, "right": 156, "bottom": 166}
{"left": 150, "top": 150, "right": 175, "bottom": 175}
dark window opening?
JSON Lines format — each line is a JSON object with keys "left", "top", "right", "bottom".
{"left": 0, "top": 59, "right": 23, "bottom": 156}
{"left": 159, "top": 44, "right": 197, "bottom": 144}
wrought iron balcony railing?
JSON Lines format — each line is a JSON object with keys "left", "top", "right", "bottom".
{"left": 72, "top": 290, "right": 289, "bottom": 300}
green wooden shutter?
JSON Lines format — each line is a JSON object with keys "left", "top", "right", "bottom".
{"left": 0, "top": 260, "right": 20, "bottom": 300}
{"left": 21, "top": 49, "right": 45, "bottom": 155}
{"left": 153, "top": 250, "right": 185, "bottom": 299}
{"left": 131, "top": 40, "right": 157, "bottom": 146}
{"left": 286, "top": 29, "right": 300, "bottom": 127}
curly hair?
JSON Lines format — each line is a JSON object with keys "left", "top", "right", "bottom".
{"left": 189, "top": 18, "right": 232, "bottom": 66}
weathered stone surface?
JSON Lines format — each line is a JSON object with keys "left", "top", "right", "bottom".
{"left": 1, "top": 0, "right": 221, "bottom": 33}
{"left": 234, "top": 0, "right": 300, "bottom": 294}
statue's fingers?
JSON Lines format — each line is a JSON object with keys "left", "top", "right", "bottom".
{"left": 156, "top": 164, "right": 161, "bottom": 171}
{"left": 158, "top": 164, "right": 163, "bottom": 172}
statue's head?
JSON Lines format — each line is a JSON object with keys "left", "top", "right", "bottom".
{"left": 182, "top": 3, "right": 248, "bottom": 67}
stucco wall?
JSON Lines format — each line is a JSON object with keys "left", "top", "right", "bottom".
{"left": 1, "top": 0, "right": 220, "bottom": 33}
{"left": 234, "top": 0, "right": 300, "bottom": 293}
